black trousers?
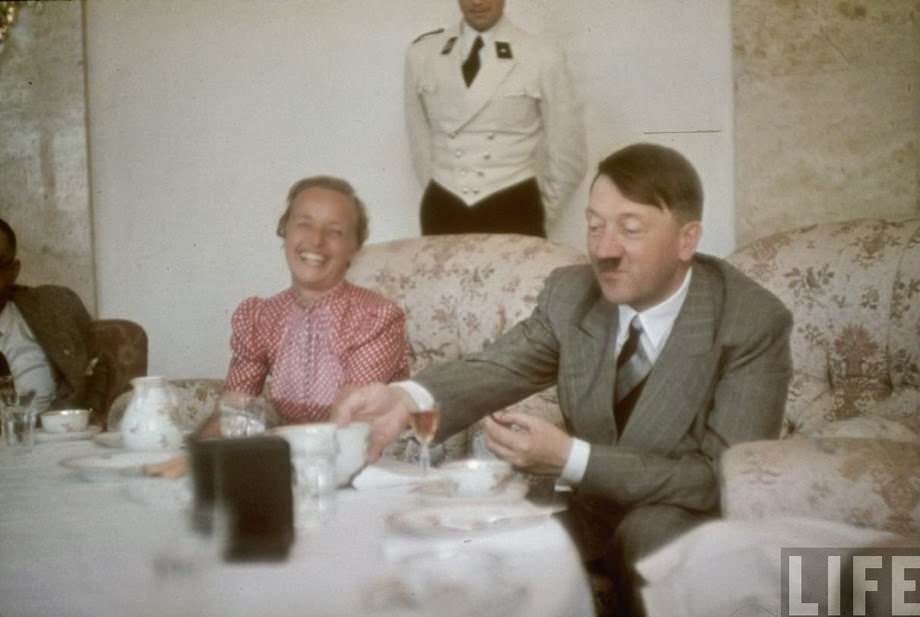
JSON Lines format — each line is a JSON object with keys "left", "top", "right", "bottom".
{"left": 420, "top": 178, "right": 546, "bottom": 237}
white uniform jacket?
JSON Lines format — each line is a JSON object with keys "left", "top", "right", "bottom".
{"left": 405, "top": 18, "right": 586, "bottom": 227}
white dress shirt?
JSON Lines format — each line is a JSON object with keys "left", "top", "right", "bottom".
{"left": 0, "top": 301, "right": 57, "bottom": 412}
{"left": 397, "top": 269, "right": 694, "bottom": 485}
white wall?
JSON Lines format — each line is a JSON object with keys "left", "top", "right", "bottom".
{"left": 85, "top": 0, "right": 734, "bottom": 378}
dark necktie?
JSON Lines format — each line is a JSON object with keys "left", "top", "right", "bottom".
{"left": 614, "top": 317, "right": 652, "bottom": 434}
{"left": 462, "top": 35, "right": 484, "bottom": 87}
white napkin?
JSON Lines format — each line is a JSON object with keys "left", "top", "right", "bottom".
{"left": 351, "top": 458, "right": 426, "bottom": 491}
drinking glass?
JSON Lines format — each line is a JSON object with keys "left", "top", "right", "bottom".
{"left": 273, "top": 424, "right": 339, "bottom": 530}
{"left": 408, "top": 404, "right": 440, "bottom": 475}
{"left": 218, "top": 396, "right": 266, "bottom": 438}
{"left": 1, "top": 389, "right": 36, "bottom": 453}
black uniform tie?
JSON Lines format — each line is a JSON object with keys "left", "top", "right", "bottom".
{"left": 462, "top": 35, "right": 484, "bottom": 87}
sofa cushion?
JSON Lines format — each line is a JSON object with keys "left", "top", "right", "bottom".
{"left": 721, "top": 436, "right": 920, "bottom": 536}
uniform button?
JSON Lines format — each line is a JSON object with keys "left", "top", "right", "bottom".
{"left": 477, "top": 170, "right": 485, "bottom": 177}
{"left": 487, "top": 132, "right": 495, "bottom": 140}
{"left": 484, "top": 153, "right": 491, "bottom": 160}
{"left": 455, "top": 150, "right": 463, "bottom": 158}
{"left": 473, "top": 188, "right": 480, "bottom": 195}
{"left": 460, "top": 169, "right": 468, "bottom": 176}
{"left": 462, "top": 188, "right": 470, "bottom": 195}
{"left": 449, "top": 132, "right": 457, "bottom": 139}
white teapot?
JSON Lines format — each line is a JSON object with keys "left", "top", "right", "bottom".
{"left": 121, "top": 376, "right": 182, "bottom": 450}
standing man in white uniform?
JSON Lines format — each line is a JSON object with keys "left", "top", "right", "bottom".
{"left": 405, "top": 0, "right": 587, "bottom": 237}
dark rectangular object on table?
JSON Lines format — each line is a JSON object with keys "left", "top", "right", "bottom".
{"left": 189, "top": 435, "right": 294, "bottom": 562}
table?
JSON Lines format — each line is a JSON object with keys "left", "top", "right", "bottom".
{"left": 0, "top": 438, "right": 595, "bottom": 617}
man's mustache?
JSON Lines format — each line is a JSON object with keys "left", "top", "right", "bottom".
{"left": 594, "top": 257, "right": 621, "bottom": 272}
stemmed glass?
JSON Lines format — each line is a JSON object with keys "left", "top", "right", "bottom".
{"left": 408, "top": 403, "right": 440, "bottom": 475}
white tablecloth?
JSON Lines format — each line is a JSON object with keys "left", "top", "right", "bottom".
{"left": 0, "top": 439, "right": 595, "bottom": 617}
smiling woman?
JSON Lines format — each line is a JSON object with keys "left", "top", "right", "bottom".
{"left": 209, "top": 177, "right": 409, "bottom": 428}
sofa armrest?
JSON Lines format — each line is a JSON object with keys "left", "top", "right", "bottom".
{"left": 720, "top": 436, "right": 920, "bottom": 536}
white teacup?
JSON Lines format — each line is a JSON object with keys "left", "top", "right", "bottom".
{"left": 270, "top": 423, "right": 370, "bottom": 487}
{"left": 40, "top": 409, "right": 90, "bottom": 433}
{"left": 271, "top": 423, "right": 337, "bottom": 457}
{"left": 439, "top": 459, "right": 513, "bottom": 496}
{"left": 334, "top": 422, "right": 370, "bottom": 487}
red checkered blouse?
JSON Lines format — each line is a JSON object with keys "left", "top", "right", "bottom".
{"left": 224, "top": 282, "right": 409, "bottom": 423}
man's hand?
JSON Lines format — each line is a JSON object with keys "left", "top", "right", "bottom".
{"left": 331, "top": 383, "right": 417, "bottom": 462}
{"left": 483, "top": 411, "right": 572, "bottom": 475}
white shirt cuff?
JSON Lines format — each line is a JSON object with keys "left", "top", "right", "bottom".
{"left": 559, "top": 437, "right": 590, "bottom": 486}
{"left": 392, "top": 380, "right": 433, "bottom": 411}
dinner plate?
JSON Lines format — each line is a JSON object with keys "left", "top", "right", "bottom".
{"left": 34, "top": 425, "right": 101, "bottom": 443}
{"left": 60, "top": 451, "right": 179, "bottom": 481}
{"left": 93, "top": 431, "right": 123, "bottom": 449}
{"left": 386, "top": 504, "right": 549, "bottom": 538}
{"left": 415, "top": 477, "right": 529, "bottom": 506}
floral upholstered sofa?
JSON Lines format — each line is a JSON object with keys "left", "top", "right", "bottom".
{"left": 348, "top": 233, "right": 587, "bottom": 460}
{"left": 721, "top": 218, "right": 920, "bottom": 536}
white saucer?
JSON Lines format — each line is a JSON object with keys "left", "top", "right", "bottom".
{"left": 60, "top": 451, "right": 179, "bottom": 481}
{"left": 93, "top": 431, "right": 123, "bottom": 449}
{"left": 415, "top": 477, "right": 529, "bottom": 506}
{"left": 34, "top": 425, "right": 101, "bottom": 443}
{"left": 387, "top": 504, "right": 549, "bottom": 538}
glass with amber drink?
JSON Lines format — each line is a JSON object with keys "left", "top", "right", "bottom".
{"left": 408, "top": 404, "right": 440, "bottom": 475}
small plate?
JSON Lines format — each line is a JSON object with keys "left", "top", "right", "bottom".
{"left": 387, "top": 505, "right": 549, "bottom": 538}
{"left": 34, "top": 425, "right": 101, "bottom": 443}
{"left": 61, "top": 451, "right": 179, "bottom": 481}
{"left": 415, "top": 477, "right": 529, "bottom": 506}
{"left": 93, "top": 431, "right": 123, "bottom": 449}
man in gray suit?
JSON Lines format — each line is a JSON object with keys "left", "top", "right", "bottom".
{"left": 333, "top": 143, "right": 792, "bottom": 615}
{"left": 0, "top": 219, "right": 109, "bottom": 424}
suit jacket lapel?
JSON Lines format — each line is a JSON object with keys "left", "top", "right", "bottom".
{"left": 567, "top": 295, "right": 619, "bottom": 445}
{"left": 445, "top": 20, "right": 518, "bottom": 134}
{"left": 619, "top": 263, "right": 720, "bottom": 450}
{"left": 12, "top": 287, "right": 83, "bottom": 390}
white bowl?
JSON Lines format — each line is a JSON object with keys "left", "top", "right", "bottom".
{"left": 41, "top": 409, "right": 90, "bottom": 433}
{"left": 335, "top": 422, "right": 370, "bottom": 487}
{"left": 439, "top": 459, "right": 513, "bottom": 497}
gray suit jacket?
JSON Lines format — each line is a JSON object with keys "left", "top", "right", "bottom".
{"left": 11, "top": 285, "right": 110, "bottom": 419}
{"left": 416, "top": 254, "right": 793, "bottom": 514}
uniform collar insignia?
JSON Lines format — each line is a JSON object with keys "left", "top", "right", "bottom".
{"left": 496, "top": 41, "right": 512, "bottom": 59}
{"left": 441, "top": 36, "right": 457, "bottom": 55}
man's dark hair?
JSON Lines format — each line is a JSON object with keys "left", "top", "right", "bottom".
{"left": 595, "top": 143, "right": 703, "bottom": 223}
{"left": 0, "top": 219, "right": 17, "bottom": 256}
